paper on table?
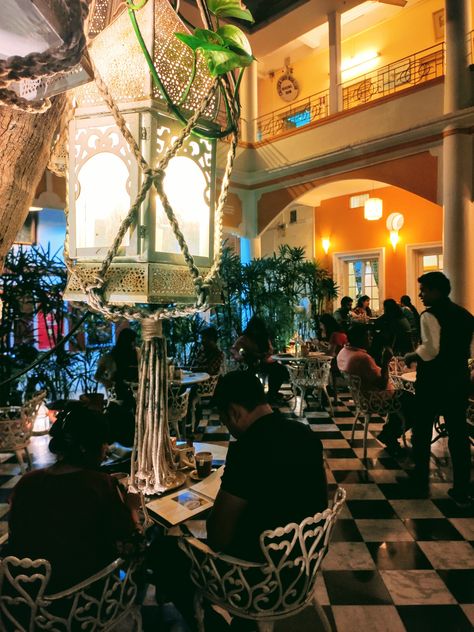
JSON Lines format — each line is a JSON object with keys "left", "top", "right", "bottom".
{"left": 145, "top": 466, "right": 224, "bottom": 526}
{"left": 190, "top": 466, "right": 224, "bottom": 501}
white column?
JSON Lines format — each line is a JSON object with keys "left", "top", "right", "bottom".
{"left": 237, "top": 190, "right": 260, "bottom": 263}
{"left": 442, "top": 128, "right": 474, "bottom": 311}
{"left": 328, "top": 11, "right": 341, "bottom": 115}
{"left": 240, "top": 60, "right": 258, "bottom": 143}
{"left": 441, "top": 0, "right": 474, "bottom": 311}
{"left": 444, "top": 0, "right": 471, "bottom": 113}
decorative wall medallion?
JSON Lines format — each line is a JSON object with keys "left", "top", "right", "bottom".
{"left": 277, "top": 73, "right": 299, "bottom": 102}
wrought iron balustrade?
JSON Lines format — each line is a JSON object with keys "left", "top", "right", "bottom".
{"left": 254, "top": 42, "right": 446, "bottom": 142}
{"left": 256, "top": 90, "right": 329, "bottom": 141}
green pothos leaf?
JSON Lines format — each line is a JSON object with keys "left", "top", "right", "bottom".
{"left": 217, "top": 24, "right": 252, "bottom": 57}
{"left": 207, "top": 0, "right": 254, "bottom": 23}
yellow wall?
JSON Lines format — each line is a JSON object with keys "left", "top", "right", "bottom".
{"left": 258, "top": 0, "right": 448, "bottom": 117}
{"left": 314, "top": 185, "right": 442, "bottom": 301}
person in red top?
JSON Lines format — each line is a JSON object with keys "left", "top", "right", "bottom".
{"left": 319, "top": 314, "right": 348, "bottom": 356}
{"left": 337, "top": 325, "right": 415, "bottom": 451}
{"left": 7, "top": 405, "right": 140, "bottom": 592}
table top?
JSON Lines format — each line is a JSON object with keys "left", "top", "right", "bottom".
{"left": 170, "top": 371, "right": 210, "bottom": 386}
{"left": 271, "top": 352, "right": 332, "bottom": 363}
{"left": 400, "top": 371, "right": 417, "bottom": 383}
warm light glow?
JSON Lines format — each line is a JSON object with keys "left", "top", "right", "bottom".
{"left": 386, "top": 212, "right": 404, "bottom": 251}
{"left": 155, "top": 156, "right": 210, "bottom": 258}
{"left": 321, "top": 238, "right": 331, "bottom": 254}
{"left": 76, "top": 151, "right": 131, "bottom": 250}
{"left": 29, "top": 206, "right": 42, "bottom": 212}
{"left": 389, "top": 230, "right": 399, "bottom": 250}
{"left": 341, "top": 50, "right": 380, "bottom": 81}
{"left": 364, "top": 197, "right": 383, "bottom": 221}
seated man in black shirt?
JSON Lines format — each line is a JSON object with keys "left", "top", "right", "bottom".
{"left": 150, "top": 371, "right": 328, "bottom": 631}
{"left": 208, "top": 370, "right": 328, "bottom": 561}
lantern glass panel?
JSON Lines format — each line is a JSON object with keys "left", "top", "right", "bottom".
{"left": 76, "top": 151, "right": 131, "bottom": 250}
{"left": 155, "top": 156, "right": 210, "bottom": 258}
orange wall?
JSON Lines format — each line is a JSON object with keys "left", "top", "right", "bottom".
{"left": 314, "top": 186, "right": 442, "bottom": 300}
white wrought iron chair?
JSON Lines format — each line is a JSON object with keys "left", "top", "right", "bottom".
{"left": 388, "top": 357, "right": 415, "bottom": 394}
{"left": 0, "top": 390, "right": 46, "bottom": 472}
{"left": 467, "top": 398, "right": 474, "bottom": 447}
{"left": 168, "top": 386, "right": 191, "bottom": 440}
{"left": 346, "top": 374, "right": 407, "bottom": 458}
{"left": 178, "top": 488, "right": 346, "bottom": 632}
{"left": 191, "top": 374, "right": 220, "bottom": 431}
{"left": 287, "top": 359, "right": 334, "bottom": 417}
{"left": 0, "top": 555, "right": 142, "bottom": 631}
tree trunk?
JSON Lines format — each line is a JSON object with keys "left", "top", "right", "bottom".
{"left": 0, "top": 96, "right": 66, "bottom": 259}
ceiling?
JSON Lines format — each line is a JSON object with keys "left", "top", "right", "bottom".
{"left": 296, "top": 179, "right": 388, "bottom": 207}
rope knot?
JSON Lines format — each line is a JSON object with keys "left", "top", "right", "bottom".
{"left": 141, "top": 318, "right": 163, "bottom": 341}
{"left": 145, "top": 168, "right": 165, "bottom": 188}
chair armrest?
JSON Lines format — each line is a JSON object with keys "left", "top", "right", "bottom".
{"left": 178, "top": 536, "right": 265, "bottom": 569}
{"left": 44, "top": 557, "right": 137, "bottom": 600}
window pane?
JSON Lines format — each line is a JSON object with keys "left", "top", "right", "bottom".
{"left": 422, "top": 254, "right": 438, "bottom": 270}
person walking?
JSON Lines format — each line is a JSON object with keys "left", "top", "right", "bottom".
{"left": 404, "top": 272, "right": 474, "bottom": 506}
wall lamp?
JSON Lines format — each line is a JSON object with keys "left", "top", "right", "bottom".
{"left": 386, "top": 212, "right": 404, "bottom": 251}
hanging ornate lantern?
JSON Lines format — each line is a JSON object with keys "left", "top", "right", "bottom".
{"left": 64, "top": 0, "right": 221, "bottom": 305}
{"left": 364, "top": 197, "right": 383, "bottom": 221}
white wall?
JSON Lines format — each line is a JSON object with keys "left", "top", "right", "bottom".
{"left": 260, "top": 204, "right": 314, "bottom": 258}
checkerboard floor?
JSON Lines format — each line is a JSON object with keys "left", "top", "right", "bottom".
{"left": 1, "top": 387, "right": 473, "bottom": 632}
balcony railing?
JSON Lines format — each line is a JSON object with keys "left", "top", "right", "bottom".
{"left": 255, "top": 42, "right": 445, "bottom": 143}
{"left": 256, "top": 89, "right": 329, "bottom": 142}
{"left": 341, "top": 43, "right": 444, "bottom": 110}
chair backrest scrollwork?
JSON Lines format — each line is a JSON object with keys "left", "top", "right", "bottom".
{"left": 0, "top": 391, "right": 46, "bottom": 451}
{"left": 181, "top": 488, "right": 346, "bottom": 619}
{"left": 0, "top": 556, "right": 139, "bottom": 632}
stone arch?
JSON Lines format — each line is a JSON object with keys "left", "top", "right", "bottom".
{"left": 257, "top": 151, "right": 438, "bottom": 233}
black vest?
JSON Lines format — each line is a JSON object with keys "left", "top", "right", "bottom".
{"left": 418, "top": 298, "right": 474, "bottom": 386}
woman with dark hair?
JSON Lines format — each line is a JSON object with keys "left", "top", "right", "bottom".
{"left": 400, "top": 294, "right": 420, "bottom": 343}
{"left": 231, "top": 316, "right": 289, "bottom": 403}
{"left": 353, "top": 295, "right": 373, "bottom": 318}
{"left": 95, "top": 328, "right": 139, "bottom": 402}
{"left": 7, "top": 404, "right": 139, "bottom": 592}
{"left": 373, "top": 298, "right": 413, "bottom": 361}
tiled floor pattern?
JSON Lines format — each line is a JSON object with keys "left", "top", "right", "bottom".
{"left": 0, "top": 389, "right": 473, "bottom": 631}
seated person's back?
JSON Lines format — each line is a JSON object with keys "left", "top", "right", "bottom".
{"left": 7, "top": 406, "right": 138, "bottom": 592}
{"left": 337, "top": 325, "right": 392, "bottom": 392}
{"left": 208, "top": 372, "right": 328, "bottom": 561}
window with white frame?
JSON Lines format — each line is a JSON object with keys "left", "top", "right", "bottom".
{"left": 334, "top": 249, "right": 384, "bottom": 314}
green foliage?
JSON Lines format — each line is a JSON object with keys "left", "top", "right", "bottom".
{"left": 175, "top": 1, "right": 254, "bottom": 77}
{"left": 165, "top": 244, "right": 338, "bottom": 361}
{"left": 0, "top": 245, "right": 114, "bottom": 405}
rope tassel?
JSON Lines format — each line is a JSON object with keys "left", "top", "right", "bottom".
{"left": 129, "top": 318, "right": 185, "bottom": 494}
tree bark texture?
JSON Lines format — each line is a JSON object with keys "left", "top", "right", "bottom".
{"left": 0, "top": 95, "right": 66, "bottom": 259}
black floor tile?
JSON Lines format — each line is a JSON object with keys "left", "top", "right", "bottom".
{"left": 402, "top": 518, "right": 464, "bottom": 541}
{"left": 331, "top": 519, "right": 363, "bottom": 542}
{"left": 322, "top": 570, "right": 392, "bottom": 605}
{"left": 397, "top": 605, "right": 473, "bottom": 632}
{"left": 333, "top": 411, "right": 355, "bottom": 418}
{"left": 438, "top": 570, "right": 474, "bottom": 603}
{"left": 346, "top": 500, "right": 397, "bottom": 519}
{"left": 312, "top": 432, "right": 344, "bottom": 439}
{"left": 0, "top": 489, "right": 12, "bottom": 503}
{"left": 432, "top": 498, "right": 474, "bottom": 519}
{"left": 324, "top": 449, "right": 358, "bottom": 458}
{"left": 366, "top": 541, "right": 433, "bottom": 570}
{"left": 332, "top": 470, "right": 371, "bottom": 483}
{"left": 377, "top": 483, "right": 431, "bottom": 500}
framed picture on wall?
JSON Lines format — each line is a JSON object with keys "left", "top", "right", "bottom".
{"left": 14, "top": 212, "right": 38, "bottom": 246}
{"left": 433, "top": 9, "right": 444, "bottom": 41}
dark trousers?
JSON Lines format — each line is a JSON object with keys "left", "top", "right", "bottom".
{"left": 383, "top": 390, "right": 417, "bottom": 438}
{"left": 260, "top": 362, "right": 289, "bottom": 398}
{"left": 413, "top": 382, "right": 470, "bottom": 494}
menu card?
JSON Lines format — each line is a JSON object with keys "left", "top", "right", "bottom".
{"left": 146, "top": 467, "right": 224, "bottom": 526}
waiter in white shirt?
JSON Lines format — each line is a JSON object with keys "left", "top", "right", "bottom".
{"left": 405, "top": 272, "right": 474, "bottom": 507}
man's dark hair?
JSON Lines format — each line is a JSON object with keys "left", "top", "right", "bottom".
{"left": 213, "top": 371, "right": 266, "bottom": 411}
{"left": 418, "top": 271, "right": 451, "bottom": 296}
{"left": 201, "top": 326, "right": 218, "bottom": 342}
{"left": 341, "top": 296, "right": 353, "bottom": 308}
{"left": 347, "top": 325, "right": 369, "bottom": 348}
